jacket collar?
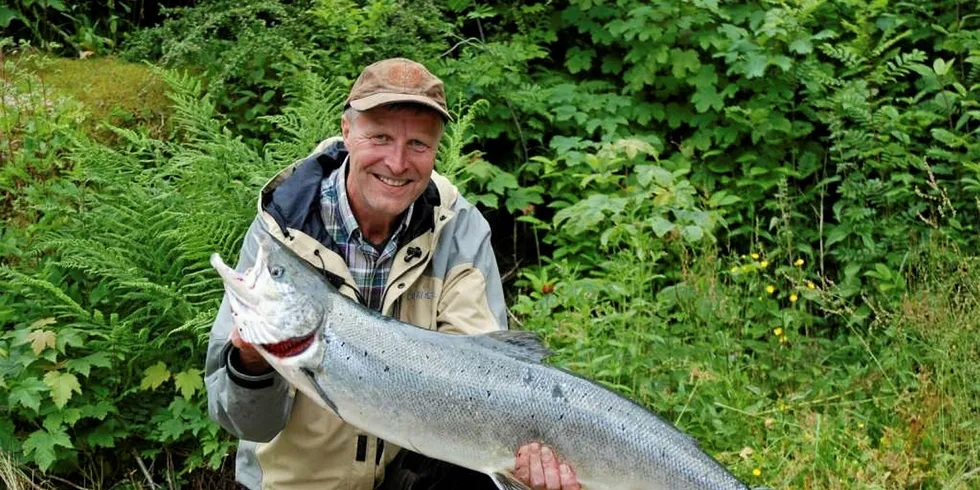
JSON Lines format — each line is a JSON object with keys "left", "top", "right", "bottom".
{"left": 259, "top": 138, "right": 445, "bottom": 248}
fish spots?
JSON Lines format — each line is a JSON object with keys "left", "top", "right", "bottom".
{"left": 486, "top": 390, "right": 491, "bottom": 398}
{"left": 384, "top": 366, "right": 390, "bottom": 373}
{"left": 364, "top": 350, "right": 368, "bottom": 357}
{"left": 551, "top": 384, "right": 565, "bottom": 402}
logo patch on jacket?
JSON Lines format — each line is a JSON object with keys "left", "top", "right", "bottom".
{"left": 406, "top": 290, "right": 435, "bottom": 300}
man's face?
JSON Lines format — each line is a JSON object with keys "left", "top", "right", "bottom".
{"left": 341, "top": 106, "right": 443, "bottom": 229}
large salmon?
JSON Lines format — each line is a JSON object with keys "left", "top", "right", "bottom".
{"left": 211, "top": 232, "right": 756, "bottom": 490}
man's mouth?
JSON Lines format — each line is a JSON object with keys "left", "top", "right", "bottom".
{"left": 375, "top": 174, "right": 410, "bottom": 187}
{"left": 263, "top": 332, "right": 316, "bottom": 357}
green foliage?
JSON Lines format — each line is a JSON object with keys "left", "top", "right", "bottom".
{"left": 0, "top": 0, "right": 180, "bottom": 54}
{"left": 0, "top": 67, "right": 343, "bottom": 480}
{"left": 122, "top": 0, "right": 454, "bottom": 146}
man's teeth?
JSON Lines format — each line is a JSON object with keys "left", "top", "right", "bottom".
{"left": 377, "top": 175, "right": 409, "bottom": 187}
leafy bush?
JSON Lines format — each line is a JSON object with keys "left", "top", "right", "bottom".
{"left": 122, "top": 0, "right": 453, "bottom": 146}
{"left": 0, "top": 68, "right": 331, "bottom": 480}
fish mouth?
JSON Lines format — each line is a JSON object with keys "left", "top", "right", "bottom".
{"left": 262, "top": 331, "right": 316, "bottom": 358}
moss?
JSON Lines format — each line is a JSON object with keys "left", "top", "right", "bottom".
{"left": 32, "top": 55, "right": 172, "bottom": 141}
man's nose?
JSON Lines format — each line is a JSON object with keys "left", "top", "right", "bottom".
{"left": 385, "top": 144, "right": 409, "bottom": 173}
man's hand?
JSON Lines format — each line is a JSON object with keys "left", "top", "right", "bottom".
{"left": 514, "top": 442, "right": 581, "bottom": 490}
{"left": 229, "top": 319, "right": 270, "bottom": 374}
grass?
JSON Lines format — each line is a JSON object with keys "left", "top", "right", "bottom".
{"left": 515, "top": 248, "right": 980, "bottom": 489}
{"left": 8, "top": 51, "right": 172, "bottom": 142}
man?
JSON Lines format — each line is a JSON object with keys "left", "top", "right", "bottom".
{"left": 205, "top": 58, "right": 580, "bottom": 490}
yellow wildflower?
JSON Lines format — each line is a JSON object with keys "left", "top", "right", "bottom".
{"left": 731, "top": 266, "right": 739, "bottom": 274}
{"left": 794, "top": 258, "right": 805, "bottom": 266}
{"left": 858, "top": 422, "right": 865, "bottom": 428}
{"left": 807, "top": 281, "right": 816, "bottom": 290}
{"left": 779, "top": 336, "right": 788, "bottom": 344}
{"left": 774, "top": 328, "right": 783, "bottom": 336}
{"left": 760, "top": 260, "right": 769, "bottom": 268}
{"left": 789, "top": 293, "right": 798, "bottom": 303}
{"left": 752, "top": 468, "right": 761, "bottom": 477}
{"left": 766, "top": 285, "right": 775, "bottom": 294}
{"left": 751, "top": 253, "right": 759, "bottom": 259}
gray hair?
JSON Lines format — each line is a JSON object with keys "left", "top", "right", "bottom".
{"left": 343, "top": 103, "right": 446, "bottom": 139}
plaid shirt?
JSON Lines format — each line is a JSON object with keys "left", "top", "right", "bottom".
{"left": 320, "top": 160, "right": 414, "bottom": 312}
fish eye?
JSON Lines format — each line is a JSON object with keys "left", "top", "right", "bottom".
{"left": 270, "top": 266, "right": 285, "bottom": 278}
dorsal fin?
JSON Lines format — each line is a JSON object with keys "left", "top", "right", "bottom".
{"left": 469, "top": 330, "right": 553, "bottom": 363}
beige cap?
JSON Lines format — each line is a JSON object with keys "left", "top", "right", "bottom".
{"left": 345, "top": 58, "right": 451, "bottom": 121}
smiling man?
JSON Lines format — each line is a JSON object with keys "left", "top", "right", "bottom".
{"left": 205, "top": 58, "right": 580, "bottom": 490}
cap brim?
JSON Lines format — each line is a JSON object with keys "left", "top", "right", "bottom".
{"left": 349, "top": 93, "right": 452, "bottom": 121}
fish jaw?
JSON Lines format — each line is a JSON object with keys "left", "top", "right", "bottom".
{"left": 210, "top": 244, "right": 325, "bottom": 361}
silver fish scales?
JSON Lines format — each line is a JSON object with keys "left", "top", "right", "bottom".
{"left": 211, "top": 233, "right": 755, "bottom": 490}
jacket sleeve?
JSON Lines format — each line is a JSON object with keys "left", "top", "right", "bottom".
{"left": 205, "top": 217, "right": 295, "bottom": 442}
{"left": 434, "top": 201, "right": 509, "bottom": 335}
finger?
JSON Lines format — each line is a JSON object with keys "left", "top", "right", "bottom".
{"left": 514, "top": 444, "right": 531, "bottom": 483}
{"left": 559, "top": 464, "right": 581, "bottom": 490}
{"left": 541, "top": 446, "right": 561, "bottom": 490}
{"left": 528, "top": 442, "right": 545, "bottom": 489}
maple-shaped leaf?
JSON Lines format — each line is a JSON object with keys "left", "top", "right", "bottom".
{"left": 79, "top": 400, "right": 115, "bottom": 420}
{"left": 174, "top": 369, "right": 203, "bottom": 399}
{"left": 27, "top": 330, "right": 57, "bottom": 355}
{"left": 742, "top": 52, "right": 769, "bottom": 78}
{"left": 30, "top": 318, "right": 56, "bottom": 328}
{"left": 43, "top": 371, "right": 81, "bottom": 408}
{"left": 23, "top": 427, "right": 72, "bottom": 471}
{"left": 692, "top": 84, "right": 724, "bottom": 113}
{"left": 65, "top": 351, "right": 112, "bottom": 377}
{"left": 84, "top": 424, "right": 119, "bottom": 448}
{"left": 9, "top": 376, "right": 48, "bottom": 413}
{"left": 140, "top": 361, "right": 170, "bottom": 390}
{"left": 670, "top": 48, "right": 701, "bottom": 78}
{"left": 55, "top": 328, "right": 86, "bottom": 352}
{"left": 158, "top": 417, "right": 188, "bottom": 442}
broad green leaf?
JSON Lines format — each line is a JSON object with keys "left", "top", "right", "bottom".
{"left": 789, "top": 38, "right": 813, "bottom": 54}
{"left": 79, "top": 400, "right": 115, "bottom": 420}
{"left": 637, "top": 165, "right": 673, "bottom": 188}
{"left": 692, "top": 85, "right": 724, "bottom": 113}
{"left": 743, "top": 52, "right": 768, "bottom": 78}
{"left": 0, "top": 7, "right": 21, "bottom": 28}
{"left": 84, "top": 424, "right": 119, "bottom": 448}
{"left": 933, "top": 58, "right": 950, "bottom": 76}
{"left": 671, "top": 49, "right": 701, "bottom": 78}
{"left": 55, "top": 328, "right": 85, "bottom": 352}
{"left": 825, "top": 226, "right": 850, "bottom": 248}
{"left": 65, "top": 351, "right": 112, "bottom": 377}
{"left": 9, "top": 377, "right": 48, "bottom": 413}
{"left": 0, "top": 418, "right": 16, "bottom": 453}
{"left": 31, "top": 318, "right": 56, "bottom": 328}
{"left": 23, "top": 428, "right": 72, "bottom": 471}
{"left": 174, "top": 369, "right": 204, "bottom": 399}
{"left": 158, "top": 418, "right": 188, "bottom": 442}
{"left": 44, "top": 371, "right": 81, "bottom": 408}
{"left": 565, "top": 47, "right": 594, "bottom": 74}
{"left": 27, "top": 329, "right": 56, "bottom": 355}
{"left": 650, "top": 217, "right": 675, "bottom": 237}
{"left": 141, "top": 361, "right": 171, "bottom": 390}
{"left": 681, "top": 225, "right": 704, "bottom": 243}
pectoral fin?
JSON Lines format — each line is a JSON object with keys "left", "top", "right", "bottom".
{"left": 490, "top": 472, "right": 532, "bottom": 490}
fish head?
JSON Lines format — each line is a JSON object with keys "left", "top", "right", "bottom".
{"left": 211, "top": 232, "right": 333, "bottom": 366}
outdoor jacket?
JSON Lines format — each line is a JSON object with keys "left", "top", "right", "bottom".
{"left": 204, "top": 137, "right": 509, "bottom": 490}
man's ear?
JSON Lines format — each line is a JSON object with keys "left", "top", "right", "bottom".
{"left": 341, "top": 115, "right": 351, "bottom": 146}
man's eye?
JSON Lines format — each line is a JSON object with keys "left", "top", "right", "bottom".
{"left": 409, "top": 140, "right": 429, "bottom": 152}
{"left": 270, "top": 266, "right": 285, "bottom": 278}
{"left": 371, "top": 135, "right": 389, "bottom": 144}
